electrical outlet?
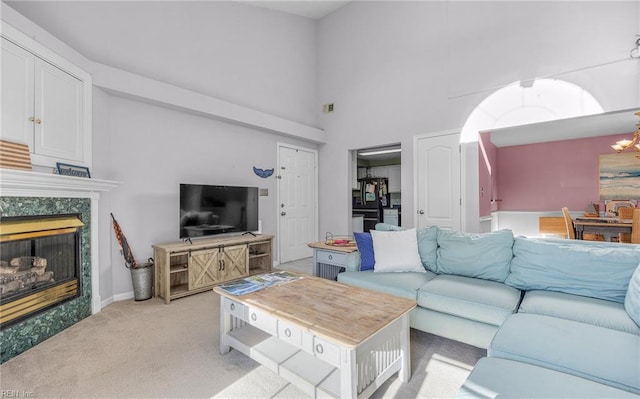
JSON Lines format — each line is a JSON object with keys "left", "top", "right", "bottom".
{"left": 259, "top": 188, "right": 268, "bottom": 196}
{"left": 322, "top": 103, "right": 335, "bottom": 113}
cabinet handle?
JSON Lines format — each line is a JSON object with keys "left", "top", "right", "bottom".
{"left": 35, "top": 118, "right": 42, "bottom": 124}
{"left": 218, "top": 260, "right": 222, "bottom": 271}
{"left": 230, "top": 303, "right": 235, "bottom": 311}
{"left": 29, "top": 116, "right": 35, "bottom": 122}
{"left": 328, "top": 254, "right": 333, "bottom": 260}
{"left": 284, "top": 328, "right": 291, "bottom": 337}
{"left": 221, "top": 259, "right": 225, "bottom": 270}
{"left": 315, "top": 343, "right": 324, "bottom": 354}
{"left": 251, "top": 313, "right": 257, "bottom": 321}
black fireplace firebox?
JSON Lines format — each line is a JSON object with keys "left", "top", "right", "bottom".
{"left": 0, "top": 214, "right": 84, "bottom": 328}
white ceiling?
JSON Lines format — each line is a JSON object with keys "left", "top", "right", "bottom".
{"left": 485, "top": 108, "right": 640, "bottom": 148}
{"left": 240, "top": 1, "right": 350, "bottom": 19}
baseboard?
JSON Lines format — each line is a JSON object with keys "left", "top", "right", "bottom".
{"left": 101, "top": 291, "right": 134, "bottom": 308}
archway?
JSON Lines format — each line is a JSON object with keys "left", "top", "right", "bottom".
{"left": 461, "top": 79, "right": 603, "bottom": 143}
{"left": 460, "top": 79, "right": 603, "bottom": 233}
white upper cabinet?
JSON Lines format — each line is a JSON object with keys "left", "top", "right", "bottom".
{"left": 2, "top": 38, "right": 34, "bottom": 148}
{"left": 1, "top": 24, "right": 91, "bottom": 168}
{"left": 34, "top": 58, "right": 83, "bottom": 161}
{"left": 388, "top": 165, "right": 401, "bottom": 193}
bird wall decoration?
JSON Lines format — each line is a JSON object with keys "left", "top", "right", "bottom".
{"left": 253, "top": 167, "right": 274, "bottom": 178}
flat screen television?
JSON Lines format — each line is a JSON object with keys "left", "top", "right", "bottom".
{"left": 179, "top": 184, "right": 259, "bottom": 239}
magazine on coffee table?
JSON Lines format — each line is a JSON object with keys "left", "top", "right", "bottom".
{"left": 217, "top": 271, "right": 303, "bottom": 296}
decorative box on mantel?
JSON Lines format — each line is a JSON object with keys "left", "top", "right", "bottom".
{"left": 0, "top": 169, "right": 120, "bottom": 363}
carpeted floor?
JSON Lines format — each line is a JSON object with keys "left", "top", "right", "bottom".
{"left": 0, "top": 260, "right": 485, "bottom": 399}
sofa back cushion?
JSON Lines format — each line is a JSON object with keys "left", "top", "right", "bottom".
{"left": 436, "top": 229, "right": 514, "bottom": 282}
{"left": 417, "top": 226, "right": 438, "bottom": 272}
{"left": 506, "top": 237, "right": 640, "bottom": 303}
{"left": 625, "top": 263, "right": 640, "bottom": 327}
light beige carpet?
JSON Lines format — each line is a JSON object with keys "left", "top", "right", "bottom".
{"left": 0, "top": 282, "right": 485, "bottom": 398}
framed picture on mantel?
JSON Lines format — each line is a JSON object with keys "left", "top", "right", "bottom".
{"left": 599, "top": 152, "right": 640, "bottom": 200}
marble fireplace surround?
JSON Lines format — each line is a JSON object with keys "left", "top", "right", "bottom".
{"left": 0, "top": 169, "right": 119, "bottom": 362}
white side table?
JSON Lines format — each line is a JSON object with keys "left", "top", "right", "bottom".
{"left": 307, "top": 241, "right": 360, "bottom": 280}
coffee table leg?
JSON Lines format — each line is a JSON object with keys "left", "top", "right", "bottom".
{"left": 399, "top": 314, "right": 411, "bottom": 382}
{"left": 340, "top": 350, "right": 357, "bottom": 399}
{"left": 219, "top": 300, "right": 231, "bottom": 354}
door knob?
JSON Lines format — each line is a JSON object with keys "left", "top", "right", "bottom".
{"left": 281, "top": 211, "right": 286, "bottom": 216}
{"left": 418, "top": 210, "right": 425, "bottom": 214}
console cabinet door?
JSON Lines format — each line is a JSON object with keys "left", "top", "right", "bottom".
{"left": 220, "top": 244, "right": 248, "bottom": 281}
{"left": 188, "top": 248, "right": 222, "bottom": 290}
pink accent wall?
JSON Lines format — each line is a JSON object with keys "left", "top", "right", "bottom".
{"left": 495, "top": 133, "right": 634, "bottom": 212}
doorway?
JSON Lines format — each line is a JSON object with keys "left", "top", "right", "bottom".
{"left": 351, "top": 144, "right": 402, "bottom": 232}
{"left": 277, "top": 143, "right": 318, "bottom": 263}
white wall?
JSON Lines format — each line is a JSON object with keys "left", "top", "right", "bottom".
{"left": 98, "top": 95, "right": 315, "bottom": 301}
{"left": 316, "top": 1, "right": 640, "bottom": 235}
{"left": 2, "top": 1, "right": 320, "bottom": 303}
{"left": 4, "top": 1, "right": 318, "bottom": 126}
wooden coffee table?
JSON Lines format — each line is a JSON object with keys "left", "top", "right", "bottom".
{"left": 214, "top": 276, "right": 416, "bottom": 399}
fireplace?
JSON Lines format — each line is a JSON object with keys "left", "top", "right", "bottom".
{"left": 0, "top": 214, "right": 84, "bottom": 328}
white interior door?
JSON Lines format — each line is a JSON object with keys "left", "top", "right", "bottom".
{"left": 278, "top": 144, "right": 317, "bottom": 263}
{"left": 416, "top": 132, "right": 461, "bottom": 230}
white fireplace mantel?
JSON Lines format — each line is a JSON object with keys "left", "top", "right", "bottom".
{"left": 0, "top": 168, "right": 120, "bottom": 197}
{"left": 1, "top": 168, "right": 122, "bottom": 314}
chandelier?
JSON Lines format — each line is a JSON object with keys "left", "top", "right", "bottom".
{"left": 611, "top": 111, "right": 640, "bottom": 158}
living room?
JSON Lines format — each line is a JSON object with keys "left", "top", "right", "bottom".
{"left": 1, "top": 1, "right": 639, "bottom": 397}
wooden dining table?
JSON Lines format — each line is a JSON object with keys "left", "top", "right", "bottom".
{"left": 573, "top": 217, "right": 633, "bottom": 241}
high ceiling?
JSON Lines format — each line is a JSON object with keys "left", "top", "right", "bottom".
{"left": 240, "top": 1, "right": 350, "bottom": 19}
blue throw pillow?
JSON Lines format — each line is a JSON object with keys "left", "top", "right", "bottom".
{"left": 624, "top": 263, "right": 640, "bottom": 327}
{"left": 354, "top": 232, "right": 375, "bottom": 271}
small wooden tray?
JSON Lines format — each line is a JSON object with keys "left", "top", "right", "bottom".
{"left": 324, "top": 233, "right": 356, "bottom": 247}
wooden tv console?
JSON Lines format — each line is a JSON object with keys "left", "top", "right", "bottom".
{"left": 153, "top": 234, "right": 273, "bottom": 304}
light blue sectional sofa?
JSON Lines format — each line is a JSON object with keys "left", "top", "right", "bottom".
{"left": 336, "top": 224, "right": 640, "bottom": 397}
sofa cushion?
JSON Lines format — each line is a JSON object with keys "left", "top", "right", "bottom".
{"left": 374, "top": 222, "right": 404, "bottom": 231}
{"left": 455, "top": 357, "right": 638, "bottom": 399}
{"left": 488, "top": 313, "right": 640, "bottom": 394}
{"left": 436, "top": 229, "right": 514, "bottom": 282}
{"left": 506, "top": 237, "right": 640, "bottom": 303}
{"left": 371, "top": 228, "right": 424, "bottom": 273}
{"left": 625, "top": 263, "right": 640, "bottom": 328}
{"left": 337, "top": 270, "right": 437, "bottom": 300}
{"left": 353, "top": 232, "right": 375, "bottom": 271}
{"left": 520, "top": 290, "right": 640, "bottom": 335}
{"left": 417, "top": 275, "right": 521, "bottom": 327}
{"left": 416, "top": 226, "right": 438, "bottom": 272}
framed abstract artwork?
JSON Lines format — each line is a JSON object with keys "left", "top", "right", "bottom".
{"left": 599, "top": 152, "right": 640, "bottom": 200}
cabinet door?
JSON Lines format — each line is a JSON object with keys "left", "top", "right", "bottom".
{"left": 370, "top": 166, "right": 389, "bottom": 178}
{"left": 188, "top": 248, "right": 221, "bottom": 290}
{"left": 220, "top": 244, "right": 248, "bottom": 281}
{"left": 34, "top": 58, "right": 84, "bottom": 162}
{"left": 388, "top": 165, "right": 401, "bottom": 193}
{"left": 1, "top": 38, "right": 34, "bottom": 147}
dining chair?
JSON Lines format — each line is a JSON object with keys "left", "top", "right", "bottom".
{"left": 618, "top": 207, "right": 634, "bottom": 219}
{"left": 632, "top": 208, "right": 640, "bottom": 244}
{"left": 561, "top": 207, "right": 575, "bottom": 239}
